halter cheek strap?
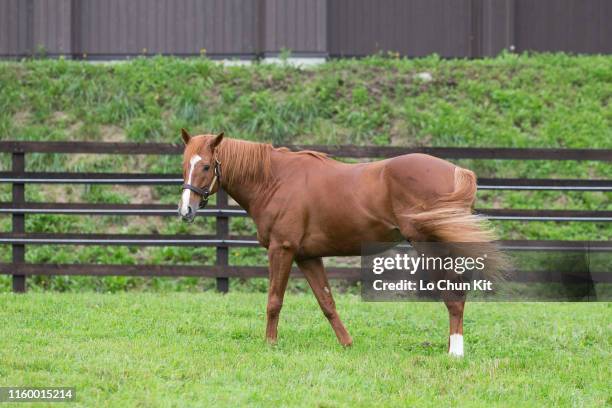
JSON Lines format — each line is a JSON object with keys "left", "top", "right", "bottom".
{"left": 182, "top": 158, "right": 221, "bottom": 208}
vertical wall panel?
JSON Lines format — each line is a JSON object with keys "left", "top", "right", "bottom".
{"left": 329, "top": 0, "right": 471, "bottom": 57}
{"left": 0, "top": 0, "right": 30, "bottom": 56}
{"left": 31, "top": 0, "right": 72, "bottom": 55}
{"left": 72, "top": 0, "right": 257, "bottom": 58}
{"left": 0, "top": 1, "right": 6, "bottom": 53}
{"left": 17, "top": 0, "right": 30, "bottom": 54}
{"left": 603, "top": 2, "right": 612, "bottom": 54}
{"left": 0, "top": 0, "right": 11, "bottom": 54}
{"left": 480, "top": 0, "right": 514, "bottom": 56}
{"left": 515, "top": 0, "right": 612, "bottom": 55}
{"left": 262, "top": 0, "right": 327, "bottom": 55}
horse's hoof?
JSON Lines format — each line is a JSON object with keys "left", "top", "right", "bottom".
{"left": 340, "top": 337, "right": 353, "bottom": 347}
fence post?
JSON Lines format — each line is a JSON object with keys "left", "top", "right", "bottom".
{"left": 12, "top": 151, "right": 26, "bottom": 293}
{"left": 215, "top": 188, "right": 229, "bottom": 293}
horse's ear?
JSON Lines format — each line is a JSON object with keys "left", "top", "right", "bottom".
{"left": 181, "top": 128, "right": 191, "bottom": 145}
{"left": 211, "top": 132, "right": 224, "bottom": 150}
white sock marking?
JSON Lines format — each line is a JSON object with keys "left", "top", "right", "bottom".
{"left": 179, "top": 155, "right": 202, "bottom": 216}
{"left": 449, "top": 334, "right": 464, "bottom": 357}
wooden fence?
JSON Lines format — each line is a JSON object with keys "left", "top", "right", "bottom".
{"left": 0, "top": 141, "right": 611, "bottom": 293}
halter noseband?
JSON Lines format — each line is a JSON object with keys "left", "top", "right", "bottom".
{"left": 182, "top": 158, "right": 221, "bottom": 208}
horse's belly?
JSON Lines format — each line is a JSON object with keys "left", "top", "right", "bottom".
{"left": 299, "top": 187, "right": 400, "bottom": 257}
{"left": 299, "top": 220, "right": 402, "bottom": 257}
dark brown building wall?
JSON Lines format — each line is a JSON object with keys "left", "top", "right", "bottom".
{"left": 78, "top": 0, "right": 258, "bottom": 57}
{"left": 32, "top": 0, "right": 72, "bottom": 55}
{"left": 0, "top": 0, "right": 610, "bottom": 59}
{"left": 328, "top": 0, "right": 473, "bottom": 58}
{"left": 262, "top": 0, "right": 327, "bottom": 56}
{"left": 514, "top": 0, "right": 612, "bottom": 55}
{"left": 0, "top": 0, "right": 30, "bottom": 56}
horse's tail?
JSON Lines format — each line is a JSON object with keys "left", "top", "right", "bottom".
{"left": 408, "top": 167, "right": 507, "bottom": 279}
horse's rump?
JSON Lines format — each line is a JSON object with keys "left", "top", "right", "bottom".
{"left": 407, "top": 167, "right": 507, "bottom": 280}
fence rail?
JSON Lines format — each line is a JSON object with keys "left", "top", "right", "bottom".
{"left": 1, "top": 141, "right": 610, "bottom": 293}
{"left": 2, "top": 141, "right": 612, "bottom": 160}
{"left": 0, "top": 205, "right": 610, "bottom": 222}
{"left": 1, "top": 173, "right": 611, "bottom": 191}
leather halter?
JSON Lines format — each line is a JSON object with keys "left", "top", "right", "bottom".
{"left": 182, "top": 158, "right": 221, "bottom": 208}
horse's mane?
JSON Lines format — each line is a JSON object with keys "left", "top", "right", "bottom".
{"left": 216, "top": 138, "right": 273, "bottom": 186}
{"left": 216, "top": 138, "right": 331, "bottom": 186}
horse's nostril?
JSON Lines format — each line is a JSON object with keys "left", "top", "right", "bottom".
{"left": 188, "top": 205, "right": 198, "bottom": 216}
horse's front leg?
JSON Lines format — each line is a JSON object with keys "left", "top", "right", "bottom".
{"left": 265, "top": 242, "right": 294, "bottom": 344}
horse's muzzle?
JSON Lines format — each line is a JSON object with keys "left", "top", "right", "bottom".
{"left": 178, "top": 204, "right": 197, "bottom": 223}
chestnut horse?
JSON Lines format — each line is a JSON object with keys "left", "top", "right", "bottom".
{"left": 178, "top": 130, "right": 500, "bottom": 357}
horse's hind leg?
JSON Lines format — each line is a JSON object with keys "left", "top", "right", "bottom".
{"left": 395, "top": 216, "right": 428, "bottom": 243}
{"left": 395, "top": 215, "right": 466, "bottom": 356}
{"left": 297, "top": 258, "right": 353, "bottom": 346}
{"left": 445, "top": 299, "right": 465, "bottom": 357}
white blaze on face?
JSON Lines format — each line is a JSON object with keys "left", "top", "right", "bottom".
{"left": 448, "top": 334, "right": 464, "bottom": 357}
{"left": 179, "top": 154, "right": 202, "bottom": 216}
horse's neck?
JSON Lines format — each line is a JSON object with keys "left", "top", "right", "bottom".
{"left": 220, "top": 152, "right": 278, "bottom": 213}
{"left": 222, "top": 180, "right": 262, "bottom": 212}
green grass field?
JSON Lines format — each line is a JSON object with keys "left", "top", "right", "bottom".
{"left": 0, "top": 292, "right": 610, "bottom": 407}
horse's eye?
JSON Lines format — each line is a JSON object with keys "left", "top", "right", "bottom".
{"left": 203, "top": 164, "right": 210, "bottom": 171}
